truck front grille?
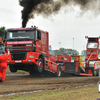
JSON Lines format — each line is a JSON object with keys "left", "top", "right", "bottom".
{"left": 11, "top": 52, "right": 27, "bottom": 60}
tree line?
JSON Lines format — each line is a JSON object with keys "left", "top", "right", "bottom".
{"left": 53, "top": 48, "right": 86, "bottom": 56}
{"left": 0, "top": 27, "right": 6, "bottom": 45}
{"left": 54, "top": 48, "right": 78, "bottom": 55}
{"left": 0, "top": 27, "right": 6, "bottom": 38}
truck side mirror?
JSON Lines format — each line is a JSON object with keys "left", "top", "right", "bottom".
{"left": 38, "top": 31, "right": 41, "bottom": 40}
{"left": 36, "top": 31, "right": 41, "bottom": 40}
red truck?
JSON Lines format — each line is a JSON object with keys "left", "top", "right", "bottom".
{"left": 5, "top": 26, "right": 63, "bottom": 76}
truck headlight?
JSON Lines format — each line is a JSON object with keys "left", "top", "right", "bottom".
{"left": 29, "top": 55, "right": 34, "bottom": 58}
{"left": 7, "top": 45, "right": 12, "bottom": 47}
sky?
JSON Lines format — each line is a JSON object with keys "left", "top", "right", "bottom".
{"left": 0, "top": 0, "right": 100, "bottom": 54}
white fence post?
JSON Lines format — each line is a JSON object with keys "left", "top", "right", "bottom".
{"left": 98, "top": 81, "right": 100, "bottom": 93}
{"left": 99, "top": 68, "right": 100, "bottom": 78}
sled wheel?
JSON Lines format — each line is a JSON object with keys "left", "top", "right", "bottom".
{"left": 94, "top": 70, "right": 98, "bottom": 76}
{"left": 56, "top": 66, "right": 62, "bottom": 77}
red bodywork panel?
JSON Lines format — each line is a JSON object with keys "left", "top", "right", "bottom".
{"left": 57, "top": 54, "right": 71, "bottom": 62}
{"left": 45, "top": 54, "right": 58, "bottom": 72}
{"left": 35, "top": 30, "right": 49, "bottom": 54}
{"left": 75, "top": 62, "right": 79, "bottom": 72}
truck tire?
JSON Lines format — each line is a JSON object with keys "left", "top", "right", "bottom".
{"left": 94, "top": 70, "right": 98, "bottom": 76}
{"left": 30, "top": 71, "right": 36, "bottom": 76}
{"left": 37, "top": 58, "right": 44, "bottom": 73}
{"left": 9, "top": 65, "right": 17, "bottom": 73}
{"left": 97, "top": 70, "right": 99, "bottom": 76}
{"left": 56, "top": 66, "right": 62, "bottom": 77}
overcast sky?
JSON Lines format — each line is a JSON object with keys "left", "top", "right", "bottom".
{"left": 0, "top": 0, "right": 100, "bottom": 54}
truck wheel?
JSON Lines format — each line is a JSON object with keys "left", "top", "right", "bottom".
{"left": 94, "top": 70, "right": 98, "bottom": 76}
{"left": 97, "top": 70, "right": 99, "bottom": 76}
{"left": 56, "top": 66, "right": 62, "bottom": 77}
{"left": 30, "top": 71, "right": 34, "bottom": 76}
{"left": 37, "top": 58, "right": 44, "bottom": 73}
{"left": 9, "top": 65, "right": 17, "bottom": 73}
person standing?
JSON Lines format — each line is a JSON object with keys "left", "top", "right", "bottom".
{"left": 0, "top": 49, "right": 10, "bottom": 83}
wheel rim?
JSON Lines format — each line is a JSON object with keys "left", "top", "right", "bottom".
{"left": 58, "top": 71, "right": 61, "bottom": 76}
{"left": 38, "top": 60, "right": 43, "bottom": 72}
{"left": 39, "top": 61, "right": 43, "bottom": 69}
{"left": 57, "top": 67, "right": 61, "bottom": 76}
{"left": 94, "top": 70, "right": 97, "bottom": 76}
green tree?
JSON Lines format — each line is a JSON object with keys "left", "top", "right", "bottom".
{"left": 0, "top": 27, "right": 6, "bottom": 38}
{"left": 81, "top": 50, "right": 86, "bottom": 57}
{"left": 0, "top": 27, "right": 7, "bottom": 45}
{"left": 64, "top": 49, "right": 78, "bottom": 55}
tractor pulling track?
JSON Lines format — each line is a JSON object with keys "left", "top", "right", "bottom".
{"left": 0, "top": 72, "right": 100, "bottom": 96}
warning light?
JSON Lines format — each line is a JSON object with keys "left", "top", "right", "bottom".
{"left": 85, "top": 36, "right": 88, "bottom": 38}
{"left": 90, "top": 50, "right": 93, "bottom": 52}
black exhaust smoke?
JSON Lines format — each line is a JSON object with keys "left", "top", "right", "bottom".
{"left": 19, "top": 0, "right": 53, "bottom": 28}
{"left": 19, "top": 0, "right": 100, "bottom": 28}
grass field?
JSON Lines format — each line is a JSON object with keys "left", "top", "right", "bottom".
{"left": 0, "top": 85, "right": 100, "bottom": 100}
{"left": 6, "top": 69, "right": 25, "bottom": 73}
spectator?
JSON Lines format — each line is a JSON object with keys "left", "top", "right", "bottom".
{"left": 0, "top": 49, "right": 10, "bottom": 83}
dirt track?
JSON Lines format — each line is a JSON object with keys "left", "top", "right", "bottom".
{"left": 0, "top": 72, "right": 100, "bottom": 95}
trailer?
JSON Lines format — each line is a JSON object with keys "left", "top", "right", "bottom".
{"left": 56, "top": 36, "right": 100, "bottom": 76}
{"left": 56, "top": 54, "right": 93, "bottom": 76}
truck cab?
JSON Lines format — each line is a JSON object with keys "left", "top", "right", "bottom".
{"left": 5, "top": 26, "right": 61, "bottom": 76}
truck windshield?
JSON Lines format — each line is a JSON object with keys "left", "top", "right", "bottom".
{"left": 88, "top": 43, "right": 98, "bottom": 48}
{"left": 7, "top": 30, "right": 35, "bottom": 40}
